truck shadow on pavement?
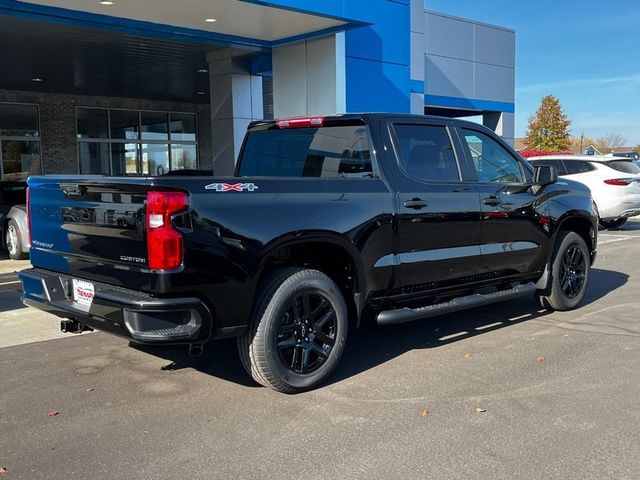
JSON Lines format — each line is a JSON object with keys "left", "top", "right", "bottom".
{"left": 133, "top": 267, "right": 627, "bottom": 389}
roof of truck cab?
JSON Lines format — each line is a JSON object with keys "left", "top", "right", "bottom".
{"left": 528, "top": 155, "right": 636, "bottom": 163}
{"left": 248, "top": 113, "right": 487, "bottom": 130}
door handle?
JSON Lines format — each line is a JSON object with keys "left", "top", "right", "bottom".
{"left": 483, "top": 196, "right": 502, "bottom": 206}
{"left": 403, "top": 198, "right": 428, "bottom": 210}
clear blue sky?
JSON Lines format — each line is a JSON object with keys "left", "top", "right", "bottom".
{"left": 425, "top": 0, "right": 640, "bottom": 145}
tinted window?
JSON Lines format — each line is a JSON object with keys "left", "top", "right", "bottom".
{"left": 77, "top": 108, "right": 109, "bottom": 139}
{"left": 529, "top": 160, "right": 569, "bottom": 175}
{"left": 461, "top": 129, "right": 524, "bottom": 183}
{"left": 0, "top": 104, "right": 39, "bottom": 137}
{"left": 563, "top": 160, "right": 594, "bottom": 175}
{"left": 393, "top": 124, "right": 459, "bottom": 182}
{"left": 605, "top": 160, "right": 640, "bottom": 174}
{"left": 141, "top": 111, "right": 168, "bottom": 141}
{"left": 239, "top": 126, "right": 373, "bottom": 178}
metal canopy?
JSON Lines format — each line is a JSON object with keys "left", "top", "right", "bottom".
{"left": 0, "top": 16, "right": 229, "bottom": 102}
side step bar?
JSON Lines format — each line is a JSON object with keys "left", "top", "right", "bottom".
{"left": 376, "top": 282, "right": 536, "bottom": 326}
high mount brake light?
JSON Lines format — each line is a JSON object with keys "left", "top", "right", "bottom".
{"left": 604, "top": 179, "right": 632, "bottom": 186}
{"left": 275, "top": 116, "right": 325, "bottom": 129}
{"left": 146, "top": 191, "right": 188, "bottom": 270}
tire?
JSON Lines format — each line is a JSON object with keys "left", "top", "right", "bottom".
{"left": 5, "top": 220, "right": 27, "bottom": 260}
{"left": 599, "top": 217, "right": 627, "bottom": 229}
{"left": 538, "top": 231, "right": 590, "bottom": 311}
{"left": 237, "top": 268, "right": 348, "bottom": 394}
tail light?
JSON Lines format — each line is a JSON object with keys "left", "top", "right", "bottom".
{"left": 604, "top": 179, "right": 632, "bottom": 186}
{"left": 276, "top": 116, "right": 325, "bottom": 128}
{"left": 146, "top": 191, "right": 188, "bottom": 270}
{"left": 26, "top": 187, "right": 31, "bottom": 245}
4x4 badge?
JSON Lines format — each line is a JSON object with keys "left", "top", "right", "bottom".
{"left": 205, "top": 183, "right": 259, "bottom": 192}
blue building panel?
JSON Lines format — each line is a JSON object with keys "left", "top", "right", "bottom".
{"left": 346, "top": 57, "right": 410, "bottom": 112}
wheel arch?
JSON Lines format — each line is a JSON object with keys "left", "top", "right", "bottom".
{"left": 552, "top": 213, "right": 596, "bottom": 263}
{"left": 256, "top": 233, "right": 367, "bottom": 328}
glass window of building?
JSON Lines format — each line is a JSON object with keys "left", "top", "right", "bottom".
{"left": 77, "top": 108, "right": 198, "bottom": 175}
{"left": 0, "top": 103, "right": 42, "bottom": 180}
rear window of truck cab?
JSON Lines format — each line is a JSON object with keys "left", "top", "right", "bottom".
{"left": 238, "top": 125, "right": 374, "bottom": 178}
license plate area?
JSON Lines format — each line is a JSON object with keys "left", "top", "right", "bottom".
{"left": 72, "top": 279, "right": 95, "bottom": 310}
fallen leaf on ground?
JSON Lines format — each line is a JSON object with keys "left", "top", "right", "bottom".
{"left": 537, "top": 355, "right": 545, "bottom": 362}
{"left": 464, "top": 352, "right": 472, "bottom": 359}
{"left": 48, "top": 410, "right": 59, "bottom": 417}
{"left": 422, "top": 409, "right": 430, "bottom": 417}
{"left": 86, "top": 387, "right": 95, "bottom": 393}
{"left": 0, "top": 466, "right": 7, "bottom": 473}
{"left": 475, "top": 407, "right": 487, "bottom": 413}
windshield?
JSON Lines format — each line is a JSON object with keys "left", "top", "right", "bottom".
{"left": 238, "top": 125, "right": 373, "bottom": 178}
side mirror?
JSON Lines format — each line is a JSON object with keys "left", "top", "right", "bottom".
{"left": 533, "top": 165, "right": 558, "bottom": 186}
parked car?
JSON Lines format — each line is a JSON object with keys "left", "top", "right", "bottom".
{"left": 0, "top": 181, "right": 29, "bottom": 260}
{"left": 20, "top": 114, "right": 597, "bottom": 393}
{"left": 605, "top": 152, "right": 639, "bottom": 161}
{"left": 528, "top": 155, "right": 640, "bottom": 229}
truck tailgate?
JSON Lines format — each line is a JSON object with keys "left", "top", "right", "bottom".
{"left": 28, "top": 176, "right": 154, "bottom": 290}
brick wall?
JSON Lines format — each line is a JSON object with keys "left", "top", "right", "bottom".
{"left": 0, "top": 90, "right": 212, "bottom": 174}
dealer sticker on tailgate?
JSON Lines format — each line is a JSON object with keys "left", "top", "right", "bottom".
{"left": 72, "top": 279, "right": 95, "bottom": 309}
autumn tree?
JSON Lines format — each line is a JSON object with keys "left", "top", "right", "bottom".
{"left": 524, "top": 95, "right": 572, "bottom": 151}
{"left": 594, "top": 133, "right": 625, "bottom": 154}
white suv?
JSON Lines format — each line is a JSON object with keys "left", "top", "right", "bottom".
{"left": 528, "top": 155, "right": 640, "bottom": 229}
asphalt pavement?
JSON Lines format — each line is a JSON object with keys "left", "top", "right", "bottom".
{"left": 1, "top": 223, "right": 640, "bottom": 479}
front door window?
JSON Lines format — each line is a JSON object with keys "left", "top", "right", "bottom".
{"left": 461, "top": 129, "right": 525, "bottom": 183}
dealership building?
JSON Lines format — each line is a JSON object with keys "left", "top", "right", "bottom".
{"left": 0, "top": 0, "right": 515, "bottom": 179}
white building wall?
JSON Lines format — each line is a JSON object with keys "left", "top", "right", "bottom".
{"left": 272, "top": 34, "right": 346, "bottom": 118}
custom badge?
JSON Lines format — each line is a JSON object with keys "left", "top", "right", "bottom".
{"left": 205, "top": 183, "right": 259, "bottom": 192}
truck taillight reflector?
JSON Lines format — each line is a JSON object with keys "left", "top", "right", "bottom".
{"left": 604, "top": 179, "right": 632, "bottom": 186}
{"left": 146, "top": 191, "right": 188, "bottom": 270}
{"left": 26, "top": 187, "right": 31, "bottom": 245}
{"left": 275, "top": 116, "right": 325, "bottom": 128}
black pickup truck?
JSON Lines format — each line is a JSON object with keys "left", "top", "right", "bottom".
{"left": 20, "top": 114, "right": 597, "bottom": 393}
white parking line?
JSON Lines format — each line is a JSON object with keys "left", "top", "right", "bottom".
{"left": 598, "top": 236, "right": 634, "bottom": 245}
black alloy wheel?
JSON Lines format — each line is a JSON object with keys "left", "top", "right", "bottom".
{"left": 276, "top": 292, "right": 337, "bottom": 375}
{"left": 559, "top": 246, "right": 587, "bottom": 299}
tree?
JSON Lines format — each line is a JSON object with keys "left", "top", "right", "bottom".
{"left": 524, "top": 95, "right": 572, "bottom": 151}
{"left": 594, "top": 133, "right": 626, "bottom": 154}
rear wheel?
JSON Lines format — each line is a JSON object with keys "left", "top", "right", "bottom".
{"left": 237, "top": 268, "right": 348, "bottom": 394}
{"left": 5, "top": 220, "right": 27, "bottom": 260}
{"left": 599, "top": 217, "right": 627, "bottom": 229}
{"left": 538, "top": 231, "right": 590, "bottom": 311}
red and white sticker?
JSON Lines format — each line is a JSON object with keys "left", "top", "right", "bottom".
{"left": 72, "top": 279, "right": 95, "bottom": 309}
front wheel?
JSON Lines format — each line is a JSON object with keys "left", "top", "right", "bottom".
{"left": 237, "top": 268, "right": 348, "bottom": 394}
{"left": 538, "top": 231, "right": 590, "bottom": 311}
{"left": 599, "top": 217, "right": 627, "bottom": 229}
{"left": 5, "top": 220, "right": 27, "bottom": 260}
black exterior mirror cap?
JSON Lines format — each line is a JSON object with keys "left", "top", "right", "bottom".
{"left": 533, "top": 165, "right": 558, "bottom": 186}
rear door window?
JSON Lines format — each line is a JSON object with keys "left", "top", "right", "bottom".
{"left": 563, "top": 160, "right": 594, "bottom": 175}
{"left": 392, "top": 124, "right": 460, "bottom": 182}
{"left": 605, "top": 160, "right": 640, "bottom": 174}
{"left": 238, "top": 125, "right": 373, "bottom": 178}
{"left": 529, "top": 159, "right": 568, "bottom": 175}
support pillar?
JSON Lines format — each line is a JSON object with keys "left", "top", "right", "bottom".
{"left": 483, "top": 111, "right": 515, "bottom": 146}
{"left": 208, "top": 50, "right": 263, "bottom": 175}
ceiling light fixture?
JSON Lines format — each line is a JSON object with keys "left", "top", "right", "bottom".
{"left": 100, "top": 1, "right": 114, "bottom": 5}
{"left": 197, "top": 68, "right": 208, "bottom": 73}
{"left": 195, "top": 91, "right": 206, "bottom": 95}
{"left": 205, "top": 18, "right": 217, "bottom": 23}
{"left": 31, "top": 77, "right": 44, "bottom": 82}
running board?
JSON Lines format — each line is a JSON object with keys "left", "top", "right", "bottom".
{"left": 376, "top": 282, "right": 536, "bottom": 326}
